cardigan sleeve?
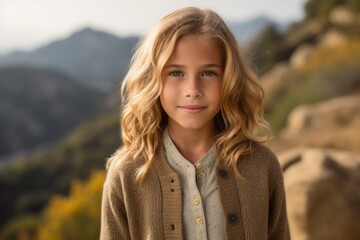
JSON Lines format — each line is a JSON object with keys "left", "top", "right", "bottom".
{"left": 100, "top": 162, "right": 131, "bottom": 240}
{"left": 268, "top": 151, "right": 291, "bottom": 240}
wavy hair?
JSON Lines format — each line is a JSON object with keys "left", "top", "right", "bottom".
{"left": 107, "top": 7, "right": 271, "bottom": 181}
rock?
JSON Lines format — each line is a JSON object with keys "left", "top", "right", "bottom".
{"left": 282, "top": 105, "right": 312, "bottom": 136}
{"left": 283, "top": 94, "right": 360, "bottom": 137}
{"left": 321, "top": 30, "right": 348, "bottom": 48}
{"left": 272, "top": 94, "right": 360, "bottom": 154}
{"left": 278, "top": 148, "right": 360, "bottom": 240}
{"left": 289, "top": 44, "right": 315, "bottom": 68}
{"left": 330, "top": 6, "right": 358, "bottom": 27}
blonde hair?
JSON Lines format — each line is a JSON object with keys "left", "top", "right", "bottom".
{"left": 107, "top": 7, "right": 271, "bottom": 181}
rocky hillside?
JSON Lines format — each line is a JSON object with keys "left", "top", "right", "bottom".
{"left": 272, "top": 94, "right": 360, "bottom": 153}
{"left": 261, "top": 4, "right": 360, "bottom": 143}
{"left": 260, "top": 2, "right": 360, "bottom": 239}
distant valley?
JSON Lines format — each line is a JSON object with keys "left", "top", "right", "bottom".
{"left": 0, "top": 67, "right": 103, "bottom": 160}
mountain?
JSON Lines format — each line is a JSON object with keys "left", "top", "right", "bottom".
{"left": 0, "top": 28, "right": 139, "bottom": 91}
{"left": 0, "top": 67, "right": 103, "bottom": 160}
{"left": 228, "top": 16, "right": 284, "bottom": 43}
{"left": 0, "top": 18, "right": 279, "bottom": 92}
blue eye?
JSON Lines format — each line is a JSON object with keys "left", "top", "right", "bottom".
{"left": 202, "top": 71, "right": 216, "bottom": 77}
{"left": 169, "top": 71, "right": 184, "bottom": 77}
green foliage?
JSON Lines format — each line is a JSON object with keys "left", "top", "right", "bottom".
{"left": 267, "top": 75, "right": 324, "bottom": 133}
{"left": 347, "top": 0, "right": 360, "bottom": 12}
{"left": 246, "top": 25, "right": 283, "bottom": 74}
{"left": 0, "top": 112, "right": 120, "bottom": 234}
{"left": 304, "top": 0, "right": 360, "bottom": 20}
{"left": 266, "top": 38, "right": 360, "bottom": 133}
{"left": 248, "top": 21, "right": 320, "bottom": 75}
{"left": 36, "top": 171, "right": 105, "bottom": 240}
{"left": 0, "top": 215, "right": 41, "bottom": 240}
{"left": 305, "top": 0, "right": 344, "bottom": 20}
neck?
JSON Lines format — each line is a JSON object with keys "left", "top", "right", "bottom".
{"left": 167, "top": 124, "right": 216, "bottom": 163}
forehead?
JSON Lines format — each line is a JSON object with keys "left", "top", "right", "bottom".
{"left": 166, "top": 34, "right": 223, "bottom": 65}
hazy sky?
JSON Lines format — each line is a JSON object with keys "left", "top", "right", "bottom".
{"left": 0, "top": 0, "right": 306, "bottom": 53}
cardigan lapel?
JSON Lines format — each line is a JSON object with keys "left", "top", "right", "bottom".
{"left": 153, "top": 149, "right": 183, "bottom": 239}
{"left": 216, "top": 160, "right": 246, "bottom": 240}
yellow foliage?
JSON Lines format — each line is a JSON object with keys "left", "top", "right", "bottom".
{"left": 300, "top": 38, "right": 360, "bottom": 73}
{"left": 36, "top": 171, "right": 106, "bottom": 240}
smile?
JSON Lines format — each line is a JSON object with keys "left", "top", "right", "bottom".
{"left": 178, "top": 105, "right": 207, "bottom": 114}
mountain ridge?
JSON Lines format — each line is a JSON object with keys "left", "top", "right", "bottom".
{"left": 0, "top": 27, "right": 138, "bottom": 91}
{"left": 0, "top": 66, "right": 103, "bottom": 159}
{"left": 0, "top": 16, "right": 279, "bottom": 91}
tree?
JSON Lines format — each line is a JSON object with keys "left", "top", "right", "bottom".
{"left": 36, "top": 171, "right": 105, "bottom": 240}
{"left": 305, "top": 0, "right": 345, "bottom": 20}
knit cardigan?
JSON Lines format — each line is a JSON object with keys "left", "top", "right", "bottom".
{"left": 100, "top": 143, "right": 290, "bottom": 240}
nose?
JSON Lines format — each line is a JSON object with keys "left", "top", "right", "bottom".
{"left": 185, "top": 75, "right": 202, "bottom": 98}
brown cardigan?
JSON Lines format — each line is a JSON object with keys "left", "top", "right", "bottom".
{"left": 100, "top": 144, "right": 290, "bottom": 240}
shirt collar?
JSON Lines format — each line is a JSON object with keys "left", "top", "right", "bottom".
{"left": 162, "top": 128, "right": 218, "bottom": 171}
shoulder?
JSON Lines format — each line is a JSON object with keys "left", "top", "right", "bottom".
{"left": 105, "top": 150, "right": 144, "bottom": 187}
{"left": 237, "top": 143, "right": 283, "bottom": 183}
{"left": 240, "top": 143, "right": 279, "bottom": 167}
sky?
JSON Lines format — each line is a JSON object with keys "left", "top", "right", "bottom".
{"left": 0, "top": 0, "right": 306, "bottom": 54}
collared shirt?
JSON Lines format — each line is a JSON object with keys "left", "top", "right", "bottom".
{"left": 163, "top": 129, "right": 225, "bottom": 240}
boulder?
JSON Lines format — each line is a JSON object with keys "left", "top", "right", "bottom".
{"left": 285, "top": 94, "right": 360, "bottom": 135}
{"left": 330, "top": 6, "right": 358, "bottom": 27}
{"left": 320, "top": 30, "right": 348, "bottom": 48}
{"left": 273, "top": 94, "right": 360, "bottom": 154}
{"left": 278, "top": 148, "right": 360, "bottom": 240}
{"left": 289, "top": 44, "right": 315, "bottom": 68}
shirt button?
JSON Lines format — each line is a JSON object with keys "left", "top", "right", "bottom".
{"left": 196, "top": 217, "right": 204, "bottom": 225}
{"left": 195, "top": 163, "right": 204, "bottom": 169}
{"left": 192, "top": 197, "right": 200, "bottom": 206}
{"left": 198, "top": 172, "right": 206, "bottom": 179}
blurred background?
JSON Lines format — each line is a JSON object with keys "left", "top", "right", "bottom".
{"left": 0, "top": 0, "right": 359, "bottom": 239}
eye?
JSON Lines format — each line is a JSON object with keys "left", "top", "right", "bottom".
{"left": 168, "top": 71, "right": 184, "bottom": 77}
{"left": 202, "top": 71, "right": 217, "bottom": 77}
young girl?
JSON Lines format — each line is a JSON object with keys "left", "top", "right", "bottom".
{"left": 101, "top": 7, "right": 290, "bottom": 240}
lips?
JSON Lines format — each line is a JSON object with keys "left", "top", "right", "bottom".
{"left": 178, "top": 105, "right": 206, "bottom": 114}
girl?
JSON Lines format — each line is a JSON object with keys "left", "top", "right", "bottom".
{"left": 101, "top": 7, "right": 290, "bottom": 240}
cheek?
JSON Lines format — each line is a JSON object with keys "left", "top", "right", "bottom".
{"left": 160, "top": 82, "right": 177, "bottom": 106}
{"left": 209, "top": 81, "right": 222, "bottom": 103}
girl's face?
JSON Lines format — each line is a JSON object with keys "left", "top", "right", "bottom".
{"left": 160, "top": 34, "right": 223, "bottom": 134}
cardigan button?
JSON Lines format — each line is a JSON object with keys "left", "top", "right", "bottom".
{"left": 218, "top": 169, "right": 228, "bottom": 178}
{"left": 170, "top": 224, "right": 175, "bottom": 230}
{"left": 228, "top": 213, "right": 237, "bottom": 224}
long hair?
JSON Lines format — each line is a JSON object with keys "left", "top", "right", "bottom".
{"left": 107, "top": 7, "right": 271, "bottom": 181}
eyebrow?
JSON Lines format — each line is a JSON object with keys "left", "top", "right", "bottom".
{"left": 164, "top": 63, "right": 223, "bottom": 69}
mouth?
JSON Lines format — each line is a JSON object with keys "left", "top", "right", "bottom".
{"left": 178, "top": 105, "right": 207, "bottom": 114}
